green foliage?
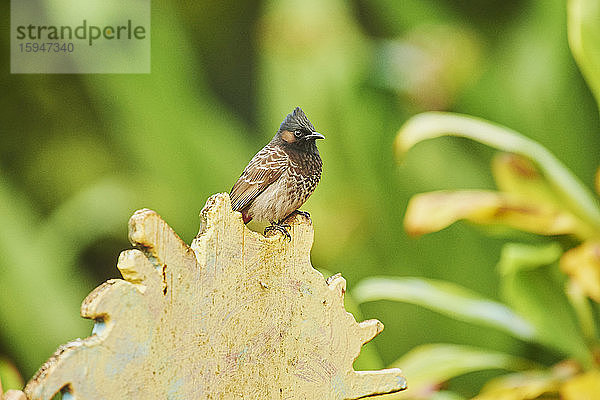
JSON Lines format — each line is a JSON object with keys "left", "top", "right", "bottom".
{"left": 353, "top": 277, "right": 535, "bottom": 341}
{"left": 377, "top": 116, "right": 600, "bottom": 396}
{"left": 0, "top": 357, "right": 24, "bottom": 393}
{"left": 358, "top": 7, "right": 600, "bottom": 393}
{"left": 385, "top": 343, "right": 538, "bottom": 399}
{"left": 568, "top": 0, "right": 600, "bottom": 110}
{"left": 396, "top": 113, "right": 600, "bottom": 232}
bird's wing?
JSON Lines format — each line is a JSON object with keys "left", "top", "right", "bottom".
{"left": 230, "top": 144, "right": 288, "bottom": 212}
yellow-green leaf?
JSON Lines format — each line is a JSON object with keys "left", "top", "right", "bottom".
{"left": 497, "top": 243, "right": 563, "bottom": 277}
{"left": 352, "top": 276, "right": 536, "bottom": 340}
{"left": 560, "top": 241, "right": 600, "bottom": 302}
{"left": 595, "top": 167, "right": 600, "bottom": 196}
{"left": 492, "top": 153, "right": 562, "bottom": 207}
{"left": 498, "top": 243, "right": 593, "bottom": 367}
{"left": 382, "top": 344, "right": 537, "bottom": 400}
{"left": 568, "top": 0, "right": 600, "bottom": 112}
{"left": 474, "top": 370, "right": 561, "bottom": 400}
{"left": 396, "top": 112, "right": 600, "bottom": 232}
{"left": 404, "top": 190, "right": 583, "bottom": 237}
{"left": 0, "top": 358, "right": 24, "bottom": 393}
{"left": 561, "top": 370, "right": 600, "bottom": 400}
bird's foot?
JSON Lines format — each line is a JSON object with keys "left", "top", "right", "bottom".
{"left": 283, "top": 210, "right": 311, "bottom": 224}
{"left": 264, "top": 223, "right": 291, "bottom": 241}
{"left": 293, "top": 210, "right": 311, "bottom": 220}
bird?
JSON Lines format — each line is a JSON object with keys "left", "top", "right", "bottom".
{"left": 230, "top": 107, "right": 324, "bottom": 240}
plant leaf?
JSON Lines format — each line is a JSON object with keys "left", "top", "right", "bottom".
{"left": 352, "top": 276, "right": 536, "bottom": 341}
{"left": 561, "top": 370, "right": 600, "bottom": 400}
{"left": 491, "top": 153, "right": 563, "bottom": 207}
{"left": 473, "top": 370, "right": 561, "bottom": 400}
{"left": 0, "top": 357, "right": 24, "bottom": 392}
{"left": 396, "top": 112, "right": 600, "bottom": 233}
{"left": 428, "top": 392, "right": 467, "bottom": 400}
{"left": 564, "top": 280, "right": 597, "bottom": 341}
{"left": 596, "top": 167, "right": 600, "bottom": 196}
{"left": 382, "top": 344, "right": 537, "bottom": 399}
{"left": 498, "top": 243, "right": 593, "bottom": 367}
{"left": 568, "top": 0, "right": 600, "bottom": 111}
{"left": 497, "top": 243, "right": 563, "bottom": 276}
{"left": 404, "top": 190, "right": 585, "bottom": 238}
{"left": 560, "top": 241, "right": 600, "bottom": 302}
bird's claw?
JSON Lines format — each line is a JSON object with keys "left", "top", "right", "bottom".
{"left": 264, "top": 223, "right": 292, "bottom": 241}
{"left": 293, "top": 210, "right": 311, "bottom": 220}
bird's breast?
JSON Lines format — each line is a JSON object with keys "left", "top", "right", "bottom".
{"left": 246, "top": 153, "right": 322, "bottom": 223}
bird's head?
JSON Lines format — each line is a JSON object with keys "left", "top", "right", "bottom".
{"left": 276, "top": 107, "right": 325, "bottom": 149}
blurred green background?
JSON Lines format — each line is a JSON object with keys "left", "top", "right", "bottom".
{"left": 2, "top": 0, "right": 599, "bottom": 398}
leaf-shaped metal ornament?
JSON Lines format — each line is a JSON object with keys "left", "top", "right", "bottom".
{"left": 23, "top": 193, "right": 406, "bottom": 399}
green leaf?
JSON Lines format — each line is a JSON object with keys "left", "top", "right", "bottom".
{"left": 491, "top": 153, "right": 563, "bottom": 208}
{"left": 564, "top": 281, "right": 598, "bottom": 342}
{"left": 352, "top": 277, "right": 536, "bottom": 341}
{"left": 384, "top": 344, "right": 537, "bottom": 399}
{"left": 498, "top": 243, "right": 593, "bottom": 366}
{"left": 497, "top": 243, "right": 563, "bottom": 276}
{"left": 568, "top": 0, "right": 600, "bottom": 111}
{"left": 0, "top": 357, "right": 24, "bottom": 392}
{"left": 428, "top": 391, "right": 467, "bottom": 400}
{"left": 474, "top": 369, "right": 561, "bottom": 400}
{"left": 396, "top": 112, "right": 600, "bottom": 234}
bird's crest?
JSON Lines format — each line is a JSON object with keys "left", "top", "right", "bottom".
{"left": 279, "top": 107, "right": 315, "bottom": 133}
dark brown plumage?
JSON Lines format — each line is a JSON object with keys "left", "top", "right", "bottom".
{"left": 230, "top": 107, "right": 324, "bottom": 239}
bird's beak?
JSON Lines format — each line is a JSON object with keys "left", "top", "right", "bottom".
{"left": 306, "top": 132, "right": 325, "bottom": 140}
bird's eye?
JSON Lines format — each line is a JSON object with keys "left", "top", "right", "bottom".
{"left": 294, "top": 130, "right": 302, "bottom": 138}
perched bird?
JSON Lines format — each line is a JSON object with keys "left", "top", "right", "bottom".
{"left": 230, "top": 107, "right": 324, "bottom": 240}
